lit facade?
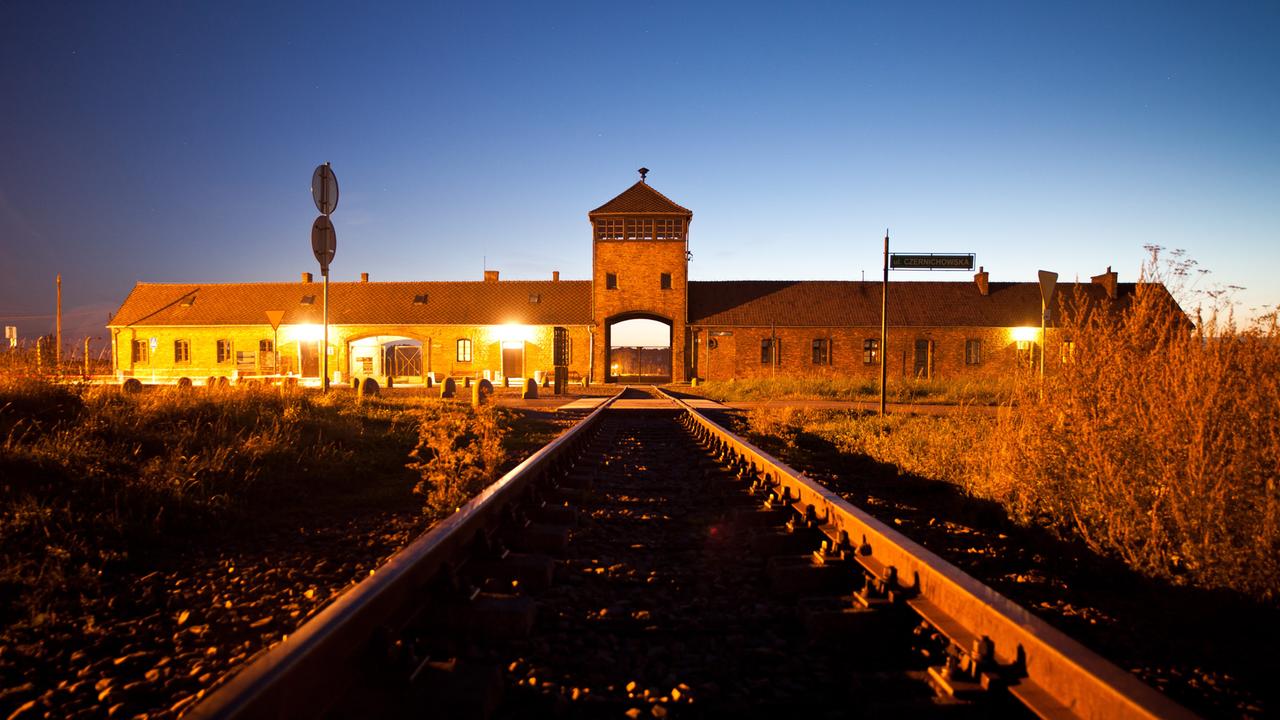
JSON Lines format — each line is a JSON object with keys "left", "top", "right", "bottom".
{"left": 108, "top": 173, "right": 1156, "bottom": 386}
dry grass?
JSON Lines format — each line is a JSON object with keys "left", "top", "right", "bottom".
{"left": 0, "top": 379, "right": 421, "bottom": 626}
{"left": 693, "top": 374, "right": 1016, "bottom": 405}
{"left": 744, "top": 251, "right": 1280, "bottom": 601}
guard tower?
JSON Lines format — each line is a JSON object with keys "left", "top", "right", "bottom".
{"left": 590, "top": 169, "right": 692, "bottom": 383}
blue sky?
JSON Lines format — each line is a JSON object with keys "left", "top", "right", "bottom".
{"left": 2, "top": 1, "right": 1277, "bottom": 346}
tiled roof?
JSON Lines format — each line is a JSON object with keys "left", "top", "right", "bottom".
{"left": 589, "top": 182, "right": 692, "bottom": 216}
{"left": 688, "top": 281, "right": 1158, "bottom": 327}
{"left": 110, "top": 280, "right": 592, "bottom": 328}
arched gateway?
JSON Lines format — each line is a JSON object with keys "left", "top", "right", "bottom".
{"left": 589, "top": 170, "right": 692, "bottom": 383}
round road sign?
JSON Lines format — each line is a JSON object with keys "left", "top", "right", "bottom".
{"left": 311, "top": 215, "right": 337, "bottom": 270}
{"left": 311, "top": 163, "right": 339, "bottom": 215}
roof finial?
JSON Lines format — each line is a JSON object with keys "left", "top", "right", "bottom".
{"left": 638, "top": 167, "right": 649, "bottom": 183}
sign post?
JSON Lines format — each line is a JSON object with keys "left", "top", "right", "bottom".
{"left": 880, "top": 247, "right": 976, "bottom": 415}
{"left": 310, "top": 163, "right": 339, "bottom": 392}
{"left": 1038, "top": 270, "right": 1058, "bottom": 379}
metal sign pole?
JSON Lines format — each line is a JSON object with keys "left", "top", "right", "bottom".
{"left": 880, "top": 230, "right": 888, "bottom": 417}
{"left": 322, "top": 270, "right": 330, "bottom": 392}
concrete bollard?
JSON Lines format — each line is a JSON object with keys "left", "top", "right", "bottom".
{"left": 472, "top": 378, "right": 494, "bottom": 407}
{"left": 440, "top": 377, "right": 456, "bottom": 399}
{"left": 523, "top": 377, "right": 538, "bottom": 400}
{"left": 217, "top": 376, "right": 230, "bottom": 388}
{"left": 464, "top": 377, "right": 472, "bottom": 388}
{"left": 206, "top": 376, "right": 218, "bottom": 390}
{"left": 176, "top": 377, "right": 193, "bottom": 390}
{"left": 358, "top": 377, "right": 380, "bottom": 400}
{"left": 122, "top": 378, "right": 143, "bottom": 394}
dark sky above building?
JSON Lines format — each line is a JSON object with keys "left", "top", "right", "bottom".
{"left": 1, "top": 1, "right": 1277, "bottom": 344}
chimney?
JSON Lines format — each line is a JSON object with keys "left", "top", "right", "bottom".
{"left": 484, "top": 270, "right": 500, "bottom": 283}
{"left": 360, "top": 272, "right": 369, "bottom": 283}
{"left": 301, "top": 272, "right": 312, "bottom": 283}
{"left": 552, "top": 270, "right": 560, "bottom": 282}
{"left": 974, "top": 266, "right": 989, "bottom": 296}
{"left": 1091, "top": 265, "right": 1118, "bottom": 299}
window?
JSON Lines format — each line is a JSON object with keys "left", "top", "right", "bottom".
{"left": 413, "top": 293, "right": 429, "bottom": 305}
{"left": 811, "top": 338, "right": 830, "bottom": 365}
{"left": 529, "top": 293, "right": 541, "bottom": 304}
{"left": 217, "top": 339, "right": 232, "bottom": 363}
{"left": 132, "top": 339, "right": 149, "bottom": 363}
{"left": 1061, "top": 340, "right": 1076, "bottom": 363}
{"left": 655, "top": 218, "right": 684, "bottom": 241}
{"left": 625, "top": 218, "right": 654, "bottom": 240}
{"left": 236, "top": 351, "right": 256, "bottom": 371}
{"left": 660, "top": 273, "right": 672, "bottom": 290}
{"left": 862, "top": 339, "right": 879, "bottom": 364}
{"left": 965, "top": 339, "right": 982, "bottom": 365}
{"left": 761, "top": 338, "right": 775, "bottom": 364}
{"left": 259, "top": 339, "right": 275, "bottom": 370}
{"left": 174, "top": 339, "right": 190, "bottom": 363}
{"left": 457, "top": 338, "right": 473, "bottom": 362}
{"left": 595, "top": 218, "right": 623, "bottom": 241}
{"left": 606, "top": 272, "right": 618, "bottom": 290}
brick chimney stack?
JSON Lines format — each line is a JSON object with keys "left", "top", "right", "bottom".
{"left": 301, "top": 272, "right": 313, "bottom": 283}
{"left": 360, "top": 272, "right": 369, "bottom": 283}
{"left": 1091, "top": 266, "right": 1118, "bottom": 299}
{"left": 974, "top": 266, "right": 989, "bottom": 296}
{"left": 552, "top": 270, "right": 560, "bottom": 282}
{"left": 484, "top": 270, "right": 500, "bottom": 283}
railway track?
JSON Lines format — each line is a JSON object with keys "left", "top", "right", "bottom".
{"left": 188, "top": 388, "right": 1195, "bottom": 719}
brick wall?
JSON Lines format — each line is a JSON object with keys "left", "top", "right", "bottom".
{"left": 690, "top": 325, "right": 1066, "bottom": 381}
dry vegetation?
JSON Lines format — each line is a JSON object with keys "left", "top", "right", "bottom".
{"left": 745, "top": 251, "right": 1280, "bottom": 601}
{"left": 692, "top": 374, "right": 1016, "bottom": 405}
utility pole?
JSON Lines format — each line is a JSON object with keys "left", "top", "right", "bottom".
{"left": 879, "top": 231, "right": 889, "bottom": 416}
{"left": 56, "top": 273, "right": 62, "bottom": 367}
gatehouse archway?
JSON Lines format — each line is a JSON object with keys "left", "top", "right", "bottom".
{"left": 606, "top": 314, "right": 672, "bottom": 383}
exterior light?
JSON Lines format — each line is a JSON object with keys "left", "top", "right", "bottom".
{"left": 1010, "top": 327, "right": 1037, "bottom": 343}
{"left": 290, "top": 324, "right": 324, "bottom": 342}
{"left": 497, "top": 323, "right": 533, "bottom": 343}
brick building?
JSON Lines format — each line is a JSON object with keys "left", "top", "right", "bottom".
{"left": 108, "top": 171, "right": 1159, "bottom": 386}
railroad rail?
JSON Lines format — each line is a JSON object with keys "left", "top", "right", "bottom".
{"left": 188, "top": 387, "right": 1194, "bottom": 719}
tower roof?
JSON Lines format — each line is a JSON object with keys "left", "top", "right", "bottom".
{"left": 589, "top": 180, "right": 692, "bottom": 217}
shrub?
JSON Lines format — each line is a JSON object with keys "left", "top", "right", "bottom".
{"left": 407, "top": 403, "right": 507, "bottom": 515}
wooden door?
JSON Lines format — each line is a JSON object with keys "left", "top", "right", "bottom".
{"left": 913, "top": 339, "right": 933, "bottom": 379}
{"left": 502, "top": 344, "right": 523, "bottom": 380}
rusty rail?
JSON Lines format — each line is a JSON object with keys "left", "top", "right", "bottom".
{"left": 186, "top": 389, "right": 625, "bottom": 720}
{"left": 660, "top": 389, "right": 1195, "bottom": 720}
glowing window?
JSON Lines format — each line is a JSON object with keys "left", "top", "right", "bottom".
{"left": 862, "top": 339, "right": 879, "bottom": 365}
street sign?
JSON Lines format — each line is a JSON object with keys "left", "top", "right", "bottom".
{"left": 149, "top": 337, "right": 158, "bottom": 351}
{"left": 264, "top": 310, "right": 285, "bottom": 331}
{"left": 311, "top": 164, "right": 339, "bottom": 215}
{"left": 311, "top": 215, "right": 337, "bottom": 271}
{"left": 4, "top": 326, "right": 15, "bottom": 348}
{"left": 1038, "top": 270, "right": 1058, "bottom": 307}
{"left": 890, "top": 253, "right": 975, "bottom": 270}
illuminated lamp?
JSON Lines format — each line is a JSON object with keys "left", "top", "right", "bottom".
{"left": 289, "top": 324, "right": 324, "bottom": 342}
{"left": 1010, "top": 326, "right": 1037, "bottom": 349}
{"left": 496, "top": 323, "right": 533, "bottom": 344}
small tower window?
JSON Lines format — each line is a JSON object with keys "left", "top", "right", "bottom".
{"left": 595, "top": 218, "right": 623, "bottom": 241}
{"left": 660, "top": 273, "right": 672, "bottom": 290}
{"left": 625, "top": 219, "right": 654, "bottom": 241}
{"left": 606, "top": 273, "right": 617, "bottom": 290}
